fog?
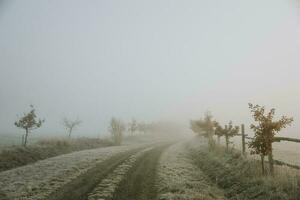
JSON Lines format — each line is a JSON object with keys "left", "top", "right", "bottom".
{"left": 1, "top": 0, "right": 300, "bottom": 138}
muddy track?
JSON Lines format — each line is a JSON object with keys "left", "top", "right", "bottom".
{"left": 112, "top": 144, "right": 170, "bottom": 200}
{"left": 48, "top": 147, "right": 145, "bottom": 200}
{"left": 0, "top": 191, "right": 7, "bottom": 200}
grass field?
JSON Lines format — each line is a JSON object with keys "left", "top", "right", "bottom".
{"left": 0, "top": 133, "right": 57, "bottom": 147}
{"left": 228, "top": 136, "right": 300, "bottom": 167}
{"left": 0, "top": 137, "right": 113, "bottom": 172}
{"left": 0, "top": 134, "right": 23, "bottom": 147}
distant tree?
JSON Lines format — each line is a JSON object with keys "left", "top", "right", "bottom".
{"left": 14, "top": 105, "right": 45, "bottom": 146}
{"left": 137, "top": 122, "right": 147, "bottom": 134}
{"left": 190, "top": 120, "right": 203, "bottom": 135}
{"left": 62, "top": 118, "right": 82, "bottom": 138}
{"left": 190, "top": 112, "right": 217, "bottom": 150}
{"left": 215, "top": 121, "right": 239, "bottom": 151}
{"left": 128, "top": 119, "right": 138, "bottom": 136}
{"left": 214, "top": 122, "right": 223, "bottom": 144}
{"left": 109, "top": 117, "right": 125, "bottom": 145}
{"left": 248, "top": 103, "right": 293, "bottom": 176}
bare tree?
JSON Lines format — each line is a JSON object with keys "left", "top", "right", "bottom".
{"left": 14, "top": 105, "right": 45, "bottom": 146}
{"left": 62, "top": 118, "right": 82, "bottom": 138}
{"left": 128, "top": 118, "right": 138, "bottom": 136}
{"left": 109, "top": 117, "right": 125, "bottom": 145}
{"left": 190, "top": 112, "right": 217, "bottom": 150}
{"left": 137, "top": 122, "right": 147, "bottom": 134}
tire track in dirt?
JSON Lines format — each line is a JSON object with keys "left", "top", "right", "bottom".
{"left": 87, "top": 147, "right": 154, "bottom": 200}
{"left": 0, "top": 191, "right": 8, "bottom": 200}
{"left": 48, "top": 147, "right": 145, "bottom": 200}
{"left": 111, "top": 144, "right": 170, "bottom": 200}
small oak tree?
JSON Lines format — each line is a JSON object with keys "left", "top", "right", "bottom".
{"left": 248, "top": 103, "right": 293, "bottom": 176}
{"left": 62, "top": 118, "right": 82, "bottom": 138}
{"left": 14, "top": 105, "right": 44, "bottom": 146}
{"left": 109, "top": 117, "right": 125, "bottom": 145}
{"left": 190, "top": 112, "right": 217, "bottom": 150}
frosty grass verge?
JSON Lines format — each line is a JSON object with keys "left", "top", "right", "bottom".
{"left": 156, "top": 140, "right": 225, "bottom": 200}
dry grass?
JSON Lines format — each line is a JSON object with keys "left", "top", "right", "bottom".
{"left": 36, "top": 138, "right": 70, "bottom": 146}
{"left": 192, "top": 140, "right": 300, "bottom": 200}
{"left": 157, "top": 140, "right": 226, "bottom": 200}
{"left": 230, "top": 136, "right": 300, "bottom": 166}
{"left": 0, "top": 137, "right": 113, "bottom": 172}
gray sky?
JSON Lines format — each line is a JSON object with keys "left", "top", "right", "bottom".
{"left": 1, "top": 0, "right": 300, "bottom": 137}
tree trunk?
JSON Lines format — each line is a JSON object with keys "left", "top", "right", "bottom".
{"left": 24, "top": 128, "right": 29, "bottom": 147}
{"left": 268, "top": 147, "right": 274, "bottom": 176}
{"left": 117, "top": 131, "right": 122, "bottom": 145}
{"left": 68, "top": 127, "right": 73, "bottom": 138}
{"left": 22, "top": 134, "right": 25, "bottom": 146}
{"left": 261, "top": 155, "right": 265, "bottom": 175}
{"left": 208, "top": 133, "right": 215, "bottom": 151}
{"left": 225, "top": 135, "right": 229, "bottom": 151}
{"left": 241, "top": 124, "right": 246, "bottom": 155}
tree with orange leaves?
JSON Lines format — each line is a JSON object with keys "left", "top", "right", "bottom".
{"left": 248, "top": 103, "right": 293, "bottom": 176}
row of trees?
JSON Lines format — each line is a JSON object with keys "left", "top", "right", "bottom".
{"left": 190, "top": 112, "right": 240, "bottom": 151}
{"left": 14, "top": 105, "right": 153, "bottom": 146}
{"left": 190, "top": 103, "right": 293, "bottom": 176}
{"left": 127, "top": 119, "right": 151, "bottom": 136}
{"left": 108, "top": 118, "right": 158, "bottom": 145}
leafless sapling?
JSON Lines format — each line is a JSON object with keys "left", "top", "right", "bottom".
{"left": 109, "top": 117, "right": 125, "bottom": 145}
{"left": 190, "top": 112, "right": 218, "bottom": 150}
{"left": 62, "top": 118, "right": 82, "bottom": 138}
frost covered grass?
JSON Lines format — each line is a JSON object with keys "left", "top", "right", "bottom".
{"left": 192, "top": 142, "right": 300, "bottom": 200}
{"left": 229, "top": 136, "right": 300, "bottom": 166}
{"left": 0, "top": 143, "right": 146, "bottom": 200}
{"left": 0, "top": 138, "right": 113, "bottom": 172}
{"left": 156, "top": 140, "right": 225, "bottom": 200}
{"left": 87, "top": 147, "right": 153, "bottom": 200}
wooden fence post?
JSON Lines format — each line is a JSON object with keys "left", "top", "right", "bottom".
{"left": 241, "top": 124, "right": 246, "bottom": 155}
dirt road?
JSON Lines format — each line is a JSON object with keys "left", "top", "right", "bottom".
{"left": 1, "top": 140, "right": 224, "bottom": 200}
{"left": 48, "top": 148, "right": 142, "bottom": 200}
{"left": 112, "top": 145, "right": 168, "bottom": 200}
{"left": 47, "top": 145, "right": 168, "bottom": 200}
